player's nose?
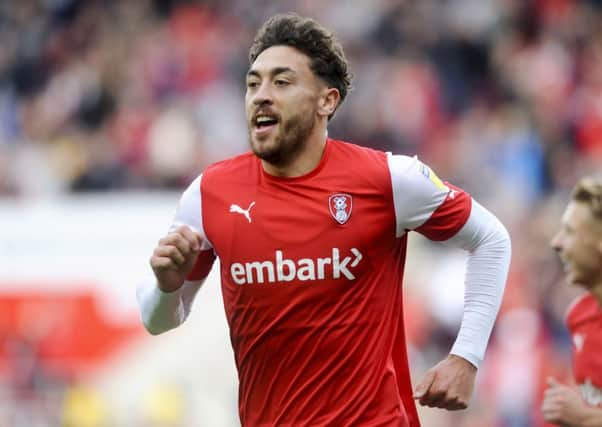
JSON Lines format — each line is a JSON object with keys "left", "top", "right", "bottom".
{"left": 252, "top": 82, "right": 274, "bottom": 106}
{"left": 550, "top": 231, "right": 563, "bottom": 252}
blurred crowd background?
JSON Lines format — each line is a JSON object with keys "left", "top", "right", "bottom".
{"left": 1, "top": 0, "right": 601, "bottom": 426}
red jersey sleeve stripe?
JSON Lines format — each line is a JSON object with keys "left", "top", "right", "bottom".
{"left": 186, "top": 249, "right": 216, "bottom": 281}
{"left": 414, "top": 183, "right": 472, "bottom": 241}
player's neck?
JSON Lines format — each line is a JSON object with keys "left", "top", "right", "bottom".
{"left": 262, "top": 127, "right": 328, "bottom": 178}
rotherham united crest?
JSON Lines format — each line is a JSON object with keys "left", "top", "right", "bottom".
{"left": 329, "top": 193, "right": 352, "bottom": 224}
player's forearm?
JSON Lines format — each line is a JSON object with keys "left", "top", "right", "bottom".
{"left": 445, "top": 200, "right": 512, "bottom": 367}
{"left": 136, "top": 275, "right": 203, "bottom": 334}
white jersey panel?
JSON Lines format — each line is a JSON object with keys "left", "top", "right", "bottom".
{"left": 387, "top": 154, "right": 449, "bottom": 237}
{"left": 169, "top": 174, "right": 213, "bottom": 250}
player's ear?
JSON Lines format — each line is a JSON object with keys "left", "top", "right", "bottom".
{"left": 317, "top": 87, "right": 339, "bottom": 118}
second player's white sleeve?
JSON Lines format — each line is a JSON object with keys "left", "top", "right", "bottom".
{"left": 444, "top": 200, "right": 511, "bottom": 368}
{"left": 137, "top": 174, "right": 214, "bottom": 335}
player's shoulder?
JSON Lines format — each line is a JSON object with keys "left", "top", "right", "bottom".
{"left": 332, "top": 138, "right": 423, "bottom": 177}
{"left": 329, "top": 138, "right": 385, "bottom": 158}
{"left": 386, "top": 150, "right": 444, "bottom": 190}
{"left": 329, "top": 138, "right": 411, "bottom": 166}
{"left": 329, "top": 138, "right": 445, "bottom": 189}
{"left": 329, "top": 138, "right": 417, "bottom": 175}
{"left": 566, "top": 293, "right": 602, "bottom": 329}
{"left": 328, "top": 139, "right": 399, "bottom": 190}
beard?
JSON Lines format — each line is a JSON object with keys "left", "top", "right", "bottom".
{"left": 249, "top": 109, "right": 316, "bottom": 167}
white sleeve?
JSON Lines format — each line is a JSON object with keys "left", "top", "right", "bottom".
{"left": 444, "top": 199, "right": 511, "bottom": 368}
{"left": 387, "top": 154, "right": 451, "bottom": 236}
{"left": 136, "top": 174, "right": 213, "bottom": 335}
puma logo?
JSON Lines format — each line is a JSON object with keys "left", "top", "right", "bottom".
{"left": 230, "top": 202, "right": 256, "bottom": 223}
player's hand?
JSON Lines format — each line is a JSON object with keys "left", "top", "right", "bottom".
{"left": 413, "top": 354, "right": 476, "bottom": 410}
{"left": 150, "top": 225, "right": 204, "bottom": 293}
{"left": 542, "top": 377, "right": 589, "bottom": 426}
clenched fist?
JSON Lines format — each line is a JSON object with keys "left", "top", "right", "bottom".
{"left": 413, "top": 354, "right": 477, "bottom": 411}
{"left": 150, "top": 225, "right": 204, "bottom": 293}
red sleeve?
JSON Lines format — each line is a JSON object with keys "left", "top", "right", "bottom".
{"left": 186, "top": 249, "right": 216, "bottom": 281}
{"left": 414, "top": 183, "right": 471, "bottom": 241}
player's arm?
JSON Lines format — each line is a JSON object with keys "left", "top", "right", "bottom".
{"left": 136, "top": 175, "right": 216, "bottom": 335}
{"left": 388, "top": 155, "right": 511, "bottom": 410}
{"left": 439, "top": 197, "right": 511, "bottom": 368}
{"left": 414, "top": 198, "right": 510, "bottom": 410}
{"left": 542, "top": 377, "right": 602, "bottom": 427}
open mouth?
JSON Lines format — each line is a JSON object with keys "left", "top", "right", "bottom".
{"left": 254, "top": 115, "right": 279, "bottom": 136}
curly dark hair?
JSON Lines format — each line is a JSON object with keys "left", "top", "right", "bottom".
{"left": 249, "top": 13, "right": 353, "bottom": 120}
{"left": 572, "top": 177, "right": 602, "bottom": 220}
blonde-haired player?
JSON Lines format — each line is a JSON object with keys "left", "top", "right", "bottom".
{"left": 543, "top": 177, "right": 602, "bottom": 426}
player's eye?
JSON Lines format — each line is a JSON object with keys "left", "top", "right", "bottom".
{"left": 247, "top": 80, "right": 259, "bottom": 89}
{"left": 274, "top": 79, "right": 289, "bottom": 86}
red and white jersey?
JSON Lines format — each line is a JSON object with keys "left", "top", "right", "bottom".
{"left": 566, "top": 293, "right": 602, "bottom": 407}
{"left": 176, "top": 138, "right": 471, "bottom": 426}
